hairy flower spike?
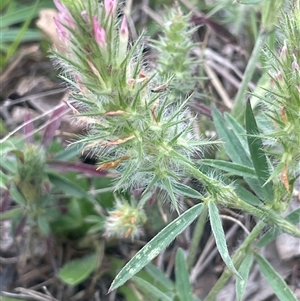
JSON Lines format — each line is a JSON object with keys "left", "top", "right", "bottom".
{"left": 104, "top": 199, "right": 147, "bottom": 239}
{"left": 51, "top": 0, "right": 210, "bottom": 210}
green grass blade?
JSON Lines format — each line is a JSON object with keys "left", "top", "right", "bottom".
{"left": 145, "top": 264, "right": 174, "bottom": 291}
{"left": 208, "top": 201, "right": 240, "bottom": 278}
{"left": 236, "top": 253, "right": 253, "bottom": 301}
{"left": 245, "top": 101, "right": 273, "bottom": 201}
{"left": 1, "top": 29, "right": 41, "bottom": 43}
{"left": 108, "top": 203, "right": 204, "bottom": 292}
{"left": 132, "top": 276, "right": 173, "bottom": 301}
{"left": 255, "top": 253, "right": 298, "bottom": 301}
{"left": 175, "top": 248, "right": 193, "bottom": 301}
{"left": 4, "top": 1, "right": 40, "bottom": 64}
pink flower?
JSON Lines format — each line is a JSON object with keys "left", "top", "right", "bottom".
{"left": 53, "top": 0, "right": 66, "bottom": 14}
{"left": 104, "top": 0, "right": 117, "bottom": 16}
{"left": 292, "top": 54, "right": 299, "bottom": 71}
{"left": 277, "top": 71, "right": 283, "bottom": 82}
{"left": 81, "top": 10, "right": 88, "bottom": 22}
{"left": 53, "top": 0, "right": 74, "bottom": 28}
{"left": 92, "top": 17, "right": 106, "bottom": 48}
{"left": 53, "top": 17, "right": 68, "bottom": 42}
{"left": 117, "top": 16, "right": 129, "bottom": 64}
{"left": 280, "top": 40, "right": 287, "bottom": 61}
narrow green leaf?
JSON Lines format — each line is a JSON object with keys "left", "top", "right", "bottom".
{"left": 37, "top": 215, "right": 50, "bottom": 236}
{"left": 212, "top": 106, "right": 252, "bottom": 167}
{"left": 1, "top": 29, "right": 41, "bottom": 43}
{"left": 212, "top": 106, "right": 264, "bottom": 199}
{"left": 162, "top": 178, "right": 180, "bottom": 214}
{"left": 132, "top": 276, "right": 173, "bottom": 301}
{"left": 0, "top": 170, "right": 9, "bottom": 188}
{"left": 245, "top": 101, "right": 273, "bottom": 201}
{"left": 236, "top": 253, "right": 254, "bottom": 301}
{"left": 224, "top": 113, "right": 249, "bottom": 151}
{"left": 109, "top": 204, "right": 204, "bottom": 292}
{"left": 145, "top": 264, "right": 174, "bottom": 291}
{"left": 201, "top": 159, "right": 257, "bottom": 178}
{"left": 118, "top": 285, "right": 141, "bottom": 301}
{"left": 208, "top": 201, "right": 240, "bottom": 278}
{"left": 233, "top": 185, "right": 262, "bottom": 206}
{"left": 173, "top": 182, "right": 203, "bottom": 199}
{"left": 175, "top": 248, "right": 193, "bottom": 301}
{"left": 47, "top": 171, "right": 98, "bottom": 205}
{"left": 257, "top": 207, "right": 300, "bottom": 247}
{"left": 0, "top": 207, "right": 22, "bottom": 220}
{"left": 53, "top": 143, "right": 81, "bottom": 160}
{"left": 4, "top": 0, "right": 39, "bottom": 63}
{"left": 255, "top": 253, "right": 298, "bottom": 301}
{"left": 9, "top": 184, "right": 26, "bottom": 205}
{"left": 59, "top": 253, "right": 97, "bottom": 286}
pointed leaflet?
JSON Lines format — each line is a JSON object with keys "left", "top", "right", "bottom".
{"left": 200, "top": 159, "right": 257, "bottom": 178}
{"left": 236, "top": 253, "right": 254, "bottom": 301}
{"left": 208, "top": 201, "right": 241, "bottom": 278}
{"left": 59, "top": 253, "right": 97, "bottom": 286}
{"left": 212, "top": 106, "right": 264, "bottom": 199}
{"left": 245, "top": 101, "right": 273, "bottom": 201}
{"left": 144, "top": 264, "right": 174, "bottom": 291}
{"left": 109, "top": 203, "right": 204, "bottom": 292}
{"left": 255, "top": 253, "right": 298, "bottom": 301}
{"left": 175, "top": 248, "right": 193, "bottom": 301}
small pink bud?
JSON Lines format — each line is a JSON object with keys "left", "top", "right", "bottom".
{"left": 104, "top": 0, "right": 117, "bottom": 16}
{"left": 292, "top": 54, "right": 299, "bottom": 71}
{"left": 276, "top": 71, "right": 283, "bottom": 82}
{"left": 53, "top": 0, "right": 66, "bottom": 14}
{"left": 120, "top": 16, "right": 128, "bottom": 39}
{"left": 81, "top": 10, "right": 88, "bottom": 22}
{"left": 92, "top": 17, "right": 106, "bottom": 48}
{"left": 280, "top": 40, "right": 287, "bottom": 61}
{"left": 54, "top": 0, "right": 74, "bottom": 28}
{"left": 117, "top": 16, "right": 129, "bottom": 64}
{"left": 53, "top": 17, "right": 68, "bottom": 42}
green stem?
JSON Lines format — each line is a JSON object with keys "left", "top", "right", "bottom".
{"left": 204, "top": 221, "right": 265, "bottom": 301}
{"left": 187, "top": 206, "right": 208, "bottom": 269}
{"left": 231, "top": 29, "right": 267, "bottom": 122}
